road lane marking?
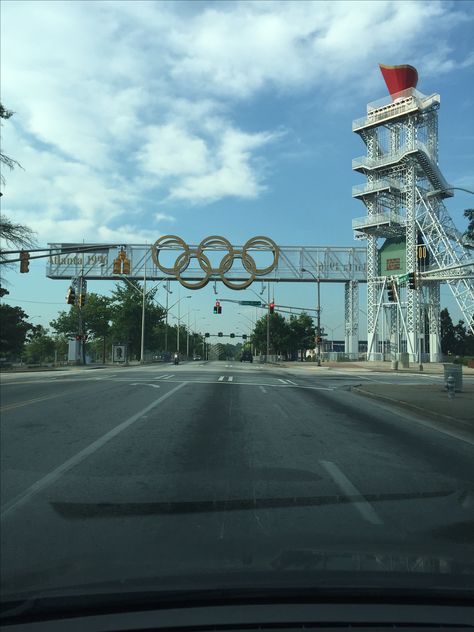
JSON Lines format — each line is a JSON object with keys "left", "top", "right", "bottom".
{"left": 286, "top": 379, "right": 297, "bottom": 385}
{"left": 320, "top": 460, "right": 383, "bottom": 525}
{"left": 278, "top": 379, "right": 287, "bottom": 384}
{"left": 259, "top": 386, "right": 267, "bottom": 394}
{"left": 0, "top": 393, "right": 63, "bottom": 412}
{"left": 131, "top": 383, "right": 160, "bottom": 389}
{"left": 273, "top": 403, "right": 289, "bottom": 418}
{"left": 0, "top": 382, "right": 187, "bottom": 521}
{"left": 218, "top": 376, "right": 225, "bottom": 381}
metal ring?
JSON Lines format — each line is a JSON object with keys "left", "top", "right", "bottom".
{"left": 242, "top": 236, "right": 279, "bottom": 276}
{"left": 152, "top": 235, "right": 189, "bottom": 275}
{"left": 151, "top": 234, "right": 279, "bottom": 289}
{"left": 219, "top": 252, "right": 257, "bottom": 290}
{"left": 176, "top": 250, "right": 213, "bottom": 289}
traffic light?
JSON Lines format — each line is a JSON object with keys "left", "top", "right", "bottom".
{"left": 112, "top": 249, "right": 130, "bottom": 274}
{"left": 408, "top": 271, "right": 417, "bottom": 290}
{"left": 66, "top": 286, "right": 76, "bottom": 305}
{"left": 75, "top": 334, "right": 82, "bottom": 341}
{"left": 79, "top": 293, "right": 86, "bottom": 307}
{"left": 387, "top": 282, "right": 397, "bottom": 302}
{"left": 242, "top": 334, "right": 248, "bottom": 340}
{"left": 316, "top": 336, "right": 322, "bottom": 344}
{"left": 122, "top": 258, "right": 131, "bottom": 274}
{"left": 205, "top": 332, "right": 210, "bottom": 338}
{"left": 269, "top": 302, "right": 275, "bottom": 314}
{"left": 19, "top": 250, "right": 30, "bottom": 273}
{"left": 218, "top": 332, "right": 223, "bottom": 337}
{"left": 214, "top": 300, "right": 222, "bottom": 314}
{"left": 230, "top": 333, "right": 235, "bottom": 338}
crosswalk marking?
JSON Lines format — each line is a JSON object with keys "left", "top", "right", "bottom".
{"left": 228, "top": 376, "right": 233, "bottom": 382}
{"left": 155, "top": 374, "right": 173, "bottom": 380}
{"left": 218, "top": 376, "right": 225, "bottom": 381}
{"left": 278, "top": 378, "right": 287, "bottom": 384}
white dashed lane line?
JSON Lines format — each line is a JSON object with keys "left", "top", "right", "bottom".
{"left": 320, "top": 460, "right": 383, "bottom": 525}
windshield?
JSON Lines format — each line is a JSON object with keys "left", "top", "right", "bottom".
{"left": 1, "top": 0, "right": 474, "bottom": 613}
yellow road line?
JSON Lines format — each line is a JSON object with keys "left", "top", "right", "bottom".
{"left": 1, "top": 393, "right": 63, "bottom": 412}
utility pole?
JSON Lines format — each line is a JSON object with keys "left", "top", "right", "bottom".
{"left": 140, "top": 253, "right": 147, "bottom": 364}
{"left": 302, "top": 268, "right": 321, "bottom": 366}
{"left": 266, "top": 284, "right": 270, "bottom": 362}
{"left": 165, "top": 283, "right": 169, "bottom": 353}
{"left": 317, "top": 274, "right": 321, "bottom": 366}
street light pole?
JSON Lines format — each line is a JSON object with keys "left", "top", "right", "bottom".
{"left": 302, "top": 268, "right": 321, "bottom": 366}
{"left": 140, "top": 253, "right": 147, "bottom": 364}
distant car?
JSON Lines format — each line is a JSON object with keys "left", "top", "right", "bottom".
{"left": 240, "top": 351, "right": 253, "bottom": 363}
{"left": 193, "top": 355, "right": 202, "bottom": 361}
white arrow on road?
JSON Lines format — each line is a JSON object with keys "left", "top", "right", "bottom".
{"left": 131, "top": 383, "right": 161, "bottom": 388}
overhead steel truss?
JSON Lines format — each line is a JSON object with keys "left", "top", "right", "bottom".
{"left": 46, "top": 243, "right": 368, "bottom": 284}
{"left": 352, "top": 86, "right": 474, "bottom": 362}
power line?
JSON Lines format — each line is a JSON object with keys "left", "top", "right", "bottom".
{"left": 1, "top": 298, "right": 66, "bottom": 305}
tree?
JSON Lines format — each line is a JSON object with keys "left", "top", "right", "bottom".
{"left": 50, "top": 292, "right": 113, "bottom": 363}
{"left": 0, "top": 103, "right": 35, "bottom": 276}
{"left": 440, "top": 308, "right": 456, "bottom": 355}
{"left": 0, "top": 104, "right": 23, "bottom": 186}
{"left": 251, "top": 313, "right": 291, "bottom": 355}
{"left": 463, "top": 209, "right": 474, "bottom": 244}
{"left": 288, "top": 312, "right": 315, "bottom": 360}
{"left": 0, "top": 303, "right": 34, "bottom": 359}
{"left": 109, "top": 281, "right": 165, "bottom": 359}
{"left": 23, "top": 325, "right": 55, "bottom": 364}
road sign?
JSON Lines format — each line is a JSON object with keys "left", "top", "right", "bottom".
{"left": 239, "top": 301, "right": 262, "bottom": 306}
{"left": 398, "top": 274, "right": 409, "bottom": 283}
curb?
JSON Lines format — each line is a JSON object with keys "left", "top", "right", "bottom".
{"left": 352, "top": 385, "right": 473, "bottom": 428}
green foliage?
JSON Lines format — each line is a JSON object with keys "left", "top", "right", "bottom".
{"left": 250, "top": 311, "right": 316, "bottom": 358}
{"left": 0, "top": 304, "right": 34, "bottom": 359}
{"left": 109, "top": 280, "right": 165, "bottom": 359}
{"left": 288, "top": 312, "right": 315, "bottom": 360}
{"left": 463, "top": 209, "right": 474, "bottom": 243}
{"left": 441, "top": 308, "right": 474, "bottom": 356}
{"left": 50, "top": 292, "right": 113, "bottom": 340}
{"left": 23, "top": 325, "right": 55, "bottom": 364}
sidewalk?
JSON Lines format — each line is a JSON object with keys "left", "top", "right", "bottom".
{"left": 277, "top": 360, "right": 474, "bottom": 375}
{"left": 352, "top": 382, "right": 474, "bottom": 425}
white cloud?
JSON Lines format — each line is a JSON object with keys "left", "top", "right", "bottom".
{"left": 1, "top": 0, "right": 471, "bottom": 242}
{"left": 139, "top": 124, "right": 210, "bottom": 178}
{"left": 155, "top": 213, "right": 176, "bottom": 223}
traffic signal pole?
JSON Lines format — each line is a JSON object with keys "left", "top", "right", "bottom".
{"left": 264, "top": 285, "right": 270, "bottom": 361}
{"left": 317, "top": 275, "right": 321, "bottom": 366}
{"left": 140, "top": 255, "right": 147, "bottom": 364}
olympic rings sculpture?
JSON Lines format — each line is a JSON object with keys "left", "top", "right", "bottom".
{"left": 151, "top": 235, "right": 280, "bottom": 290}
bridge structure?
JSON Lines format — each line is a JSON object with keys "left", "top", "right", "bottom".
{"left": 46, "top": 243, "right": 367, "bottom": 355}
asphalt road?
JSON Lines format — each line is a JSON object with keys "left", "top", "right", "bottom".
{"left": 1, "top": 361, "right": 474, "bottom": 596}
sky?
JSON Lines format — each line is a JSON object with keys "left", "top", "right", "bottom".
{"left": 1, "top": 0, "right": 473, "bottom": 342}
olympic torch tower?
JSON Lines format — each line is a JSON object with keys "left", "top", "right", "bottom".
{"left": 352, "top": 64, "right": 474, "bottom": 363}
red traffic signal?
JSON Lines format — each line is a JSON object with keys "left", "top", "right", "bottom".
{"left": 214, "top": 300, "right": 222, "bottom": 314}
{"left": 269, "top": 302, "right": 275, "bottom": 314}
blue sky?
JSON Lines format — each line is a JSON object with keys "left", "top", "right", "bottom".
{"left": 1, "top": 0, "right": 473, "bottom": 341}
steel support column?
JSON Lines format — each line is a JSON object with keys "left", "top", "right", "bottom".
{"left": 344, "top": 280, "right": 359, "bottom": 355}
